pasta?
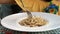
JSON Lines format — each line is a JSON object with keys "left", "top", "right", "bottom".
{"left": 19, "top": 16, "right": 48, "bottom": 27}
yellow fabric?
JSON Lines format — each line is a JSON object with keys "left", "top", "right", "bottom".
{"left": 15, "top": 0, "right": 60, "bottom": 15}
{"left": 15, "top": 0, "right": 50, "bottom": 12}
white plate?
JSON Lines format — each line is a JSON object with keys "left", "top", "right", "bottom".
{"left": 1, "top": 12, "right": 60, "bottom": 32}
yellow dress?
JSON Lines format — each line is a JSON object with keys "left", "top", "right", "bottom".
{"left": 15, "top": 0, "right": 60, "bottom": 15}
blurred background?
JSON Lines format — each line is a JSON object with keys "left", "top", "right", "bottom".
{"left": 0, "top": 4, "right": 22, "bottom": 19}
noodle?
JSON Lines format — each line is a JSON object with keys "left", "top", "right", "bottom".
{"left": 19, "top": 16, "right": 48, "bottom": 27}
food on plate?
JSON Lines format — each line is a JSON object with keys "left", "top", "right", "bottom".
{"left": 19, "top": 16, "right": 48, "bottom": 27}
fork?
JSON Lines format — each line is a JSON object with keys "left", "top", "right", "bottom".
{"left": 20, "top": 0, "right": 32, "bottom": 18}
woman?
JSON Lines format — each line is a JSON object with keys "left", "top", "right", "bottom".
{"left": 15, "top": 0, "right": 60, "bottom": 15}
{"left": 0, "top": 0, "right": 60, "bottom": 18}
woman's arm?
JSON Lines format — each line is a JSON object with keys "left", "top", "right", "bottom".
{"left": 0, "top": 0, "right": 16, "bottom": 4}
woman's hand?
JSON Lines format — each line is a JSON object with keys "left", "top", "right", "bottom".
{"left": 0, "top": 0, "right": 16, "bottom": 4}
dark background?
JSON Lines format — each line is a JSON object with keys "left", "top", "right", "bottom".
{"left": 0, "top": 4, "right": 22, "bottom": 19}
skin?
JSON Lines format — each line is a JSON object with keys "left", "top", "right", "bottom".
{"left": 0, "top": 0, "right": 15, "bottom": 4}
